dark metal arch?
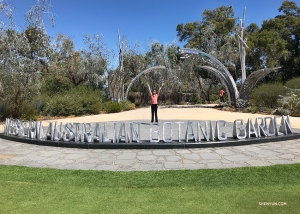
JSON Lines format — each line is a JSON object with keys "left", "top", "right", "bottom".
{"left": 198, "top": 66, "right": 236, "bottom": 103}
{"left": 125, "top": 66, "right": 166, "bottom": 100}
{"left": 239, "top": 67, "right": 281, "bottom": 101}
{"left": 180, "top": 48, "right": 239, "bottom": 103}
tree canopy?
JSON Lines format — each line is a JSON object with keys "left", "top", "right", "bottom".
{"left": 0, "top": 0, "right": 300, "bottom": 118}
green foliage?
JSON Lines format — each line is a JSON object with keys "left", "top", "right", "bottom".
{"left": 0, "top": 101, "right": 40, "bottom": 120}
{"left": 128, "top": 94, "right": 136, "bottom": 103}
{"left": 20, "top": 103, "right": 39, "bottom": 121}
{"left": 0, "top": 102, "right": 11, "bottom": 120}
{"left": 90, "top": 102, "right": 102, "bottom": 114}
{"left": 249, "top": 83, "right": 289, "bottom": 108}
{"left": 135, "top": 102, "right": 141, "bottom": 108}
{"left": 240, "top": 105, "right": 258, "bottom": 113}
{"left": 259, "top": 1, "right": 300, "bottom": 81}
{"left": 120, "top": 100, "right": 135, "bottom": 111}
{"left": 190, "top": 94, "right": 202, "bottom": 104}
{"left": 285, "top": 77, "right": 300, "bottom": 89}
{"left": 104, "top": 101, "right": 122, "bottom": 113}
{"left": 280, "top": 108, "right": 291, "bottom": 116}
{"left": 41, "top": 77, "right": 72, "bottom": 96}
{"left": 42, "top": 85, "right": 103, "bottom": 116}
{"left": 278, "top": 90, "right": 300, "bottom": 112}
{"left": 264, "top": 107, "right": 274, "bottom": 115}
{"left": 210, "top": 94, "right": 220, "bottom": 102}
{"left": 248, "top": 29, "right": 288, "bottom": 68}
{"left": 291, "top": 104, "right": 300, "bottom": 117}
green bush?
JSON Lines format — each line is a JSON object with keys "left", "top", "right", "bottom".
{"left": 41, "top": 77, "right": 71, "bottom": 96}
{"left": 135, "top": 102, "right": 141, "bottom": 108}
{"left": 249, "top": 83, "right": 289, "bottom": 108}
{"left": 0, "top": 102, "right": 11, "bottom": 120}
{"left": 21, "top": 105, "right": 39, "bottom": 121}
{"left": 91, "top": 102, "right": 102, "bottom": 114}
{"left": 250, "top": 106, "right": 259, "bottom": 114}
{"left": 42, "top": 85, "right": 103, "bottom": 117}
{"left": 120, "top": 100, "right": 135, "bottom": 111}
{"left": 190, "top": 94, "right": 202, "bottom": 104}
{"left": 104, "top": 101, "right": 122, "bottom": 113}
{"left": 128, "top": 94, "right": 136, "bottom": 103}
{"left": 292, "top": 105, "right": 300, "bottom": 117}
{"left": 210, "top": 94, "right": 220, "bottom": 102}
{"left": 264, "top": 107, "right": 274, "bottom": 115}
{"left": 285, "top": 77, "right": 300, "bottom": 89}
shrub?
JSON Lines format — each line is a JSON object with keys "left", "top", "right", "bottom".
{"left": 128, "top": 94, "right": 136, "bottom": 103}
{"left": 250, "top": 106, "right": 259, "bottom": 113}
{"left": 240, "top": 106, "right": 259, "bottom": 113}
{"left": 292, "top": 105, "right": 300, "bottom": 117}
{"left": 41, "top": 85, "right": 104, "bottom": 117}
{"left": 278, "top": 90, "right": 300, "bottom": 112}
{"left": 91, "top": 102, "right": 102, "bottom": 114}
{"left": 104, "top": 101, "right": 122, "bottom": 113}
{"left": 190, "top": 94, "right": 202, "bottom": 104}
{"left": 0, "top": 102, "right": 11, "bottom": 120}
{"left": 120, "top": 100, "right": 135, "bottom": 111}
{"left": 265, "top": 108, "right": 273, "bottom": 114}
{"left": 285, "top": 77, "right": 300, "bottom": 89}
{"left": 210, "top": 94, "right": 220, "bottom": 102}
{"left": 249, "top": 83, "right": 289, "bottom": 108}
{"left": 33, "top": 100, "right": 43, "bottom": 114}
{"left": 21, "top": 104, "right": 38, "bottom": 120}
{"left": 135, "top": 102, "right": 141, "bottom": 108}
{"left": 241, "top": 108, "right": 250, "bottom": 113}
{"left": 41, "top": 76, "right": 71, "bottom": 96}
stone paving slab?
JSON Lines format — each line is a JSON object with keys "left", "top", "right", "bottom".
{"left": 1, "top": 137, "right": 300, "bottom": 171}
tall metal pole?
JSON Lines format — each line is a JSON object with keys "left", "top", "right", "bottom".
{"left": 239, "top": 7, "right": 247, "bottom": 84}
{"left": 118, "top": 30, "right": 124, "bottom": 101}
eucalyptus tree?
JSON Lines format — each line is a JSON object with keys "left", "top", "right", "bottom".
{"left": 108, "top": 38, "right": 148, "bottom": 100}
{"left": 268, "top": 0, "right": 300, "bottom": 81}
{"left": 82, "top": 34, "right": 108, "bottom": 88}
{"left": 49, "top": 33, "right": 108, "bottom": 89}
{"left": 245, "top": 0, "right": 299, "bottom": 82}
{"left": 176, "top": 6, "right": 241, "bottom": 101}
{"left": 0, "top": 0, "right": 54, "bottom": 118}
{"left": 143, "top": 42, "right": 182, "bottom": 96}
{"left": 110, "top": 39, "right": 182, "bottom": 103}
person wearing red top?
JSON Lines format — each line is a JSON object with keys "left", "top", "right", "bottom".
{"left": 219, "top": 88, "right": 226, "bottom": 102}
{"left": 147, "top": 82, "right": 164, "bottom": 123}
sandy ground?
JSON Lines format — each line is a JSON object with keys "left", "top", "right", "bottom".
{"left": 2, "top": 105, "right": 299, "bottom": 131}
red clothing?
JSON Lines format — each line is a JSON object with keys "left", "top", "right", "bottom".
{"left": 151, "top": 94, "right": 158, "bottom": 104}
{"left": 219, "top": 90, "right": 225, "bottom": 96}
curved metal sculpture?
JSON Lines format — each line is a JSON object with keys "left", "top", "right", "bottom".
{"left": 239, "top": 67, "right": 281, "bottom": 101}
{"left": 198, "top": 66, "right": 236, "bottom": 103}
{"left": 180, "top": 48, "right": 280, "bottom": 106}
{"left": 125, "top": 66, "right": 166, "bottom": 100}
{"left": 125, "top": 49, "right": 280, "bottom": 106}
{"left": 180, "top": 48, "right": 239, "bottom": 103}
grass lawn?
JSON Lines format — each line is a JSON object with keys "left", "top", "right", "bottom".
{"left": 0, "top": 164, "right": 299, "bottom": 214}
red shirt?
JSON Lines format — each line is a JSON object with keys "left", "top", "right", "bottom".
{"left": 151, "top": 94, "right": 158, "bottom": 104}
{"left": 219, "top": 90, "right": 225, "bottom": 96}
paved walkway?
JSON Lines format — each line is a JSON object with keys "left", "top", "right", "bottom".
{"left": 1, "top": 105, "right": 300, "bottom": 171}
{"left": 1, "top": 138, "right": 300, "bottom": 171}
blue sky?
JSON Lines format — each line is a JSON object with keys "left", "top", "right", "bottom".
{"left": 6, "top": 0, "right": 288, "bottom": 60}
